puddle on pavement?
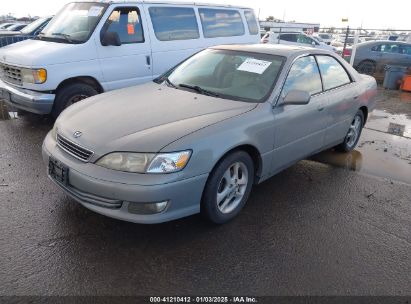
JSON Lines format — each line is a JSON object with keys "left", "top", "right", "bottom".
{"left": 366, "top": 109, "right": 411, "bottom": 138}
{"left": 311, "top": 129, "right": 411, "bottom": 185}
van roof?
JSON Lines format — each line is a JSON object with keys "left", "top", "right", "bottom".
{"left": 75, "top": 0, "right": 253, "bottom": 9}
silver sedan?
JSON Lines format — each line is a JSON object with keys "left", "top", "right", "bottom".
{"left": 42, "top": 44, "right": 377, "bottom": 224}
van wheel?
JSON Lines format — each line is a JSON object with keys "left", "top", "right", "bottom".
{"left": 335, "top": 110, "right": 364, "bottom": 152}
{"left": 201, "top": 151, "right": 254, "bottom": 224}
{"left": 357, "top": 60, "right": 376, "bottom": 76}
{"left": 52, "top": 83, "right": 98, "bottom": 118}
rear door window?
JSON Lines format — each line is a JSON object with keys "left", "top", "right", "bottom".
{"left": 316, "top": 55, "right": 351, "bottom": 90}
{"left": 104, "top": 7, "right": 144, "bottom": 44}
{"left": 244, "top": 10, "right": 259, "bottom": 35}
{"left": 148, "top": 7, "right": 199, "bottom": 41}
{"left": 199, "top": 8, "right": 244, "bottom": 38}
{"left": 282, "top": 56, "right": 322, "bottom": 96}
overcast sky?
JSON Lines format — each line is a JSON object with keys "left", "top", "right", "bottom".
{"left": 1, "top": 0, "right": 410, "bottom": 30}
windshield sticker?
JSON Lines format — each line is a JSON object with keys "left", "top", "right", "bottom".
{"left": 127, "top": 24, "right": 135, "bottom": 35}
{"left": 88, "top": 6, "right": 104, "bottom": 17}
{"left": 237, "top": 58, "right": 272, "bottom": 74}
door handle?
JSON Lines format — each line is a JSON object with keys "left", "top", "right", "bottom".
{"left": 317, "top": 105, "right": 325, "bottom": 111}
{"left": 146, "top": 55, "right": 151, "bottom": 66}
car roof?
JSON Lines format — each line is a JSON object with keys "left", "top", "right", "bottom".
{"left": 210, "top": 44, "right": 331, "bottom": 58}
{"left": 74, "top": 0, "right": 252, "bottom": 9}
{"left": 357, "top": 40, "right": 411, "bottom": 47}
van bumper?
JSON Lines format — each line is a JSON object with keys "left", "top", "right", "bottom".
{"left": 0, "top": 79, "right": 55, "bottom": 114}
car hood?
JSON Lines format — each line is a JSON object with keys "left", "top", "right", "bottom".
{"left": 56, "top": 82, "right": 257, "bottom": 155}
{"left": 0, "top": 39, "right": 93, "bottom": 67}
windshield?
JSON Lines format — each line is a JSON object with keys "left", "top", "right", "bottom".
{"left": 39, "top": 2, "right": 107, "bottom": 43}
{"left": 167, "top": 49, "right": 285, "bottom": 103}
{"left": 21, "top": 18, "right": 47, "bottom": 34}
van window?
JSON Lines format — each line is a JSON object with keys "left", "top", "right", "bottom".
{"left": 148, "top": 7, "right": 199, "bottom": 41}
{"left": 244, "top": 10, "right": 259, "bottom": 35}
{"left": 104, "top": 7, "right": 144, "bottom": 44}
{"left": 199, "top": 8, "right": 244, "bottom": 38}
{"left": 316, "top": 55, "right": 351, "bottom": 90}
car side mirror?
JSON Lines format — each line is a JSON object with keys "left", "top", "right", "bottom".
{"left": 283, "top": 90, "right": 311, "bottom": 105}
{"left": 101, "top": 31, "right": 121, "bottom": 46}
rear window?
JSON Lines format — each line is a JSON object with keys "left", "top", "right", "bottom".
{"left": 244, "top": 10, "right": 259, "bottom": 35}
{"left": 148, "top": 7, "right": 199, "bottom": 41}
{"left": 316, "top": 55, "right": 351, "bottom": 90}
{"left": 199, "top": 8, "right": 245, "bottom": 38}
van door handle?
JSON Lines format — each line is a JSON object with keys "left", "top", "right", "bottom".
{"left": 146, "top": 55, "right": 151, "bottom": 66}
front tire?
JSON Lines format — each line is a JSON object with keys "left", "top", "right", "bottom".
{"left": 201, "top": 151, "right": 254, "bottom": 224}
{"left": 52, "top": 83, "right": 98, "bottom": 118}
{"left": 336, "top": 110, "right": 364, "bottom": 152}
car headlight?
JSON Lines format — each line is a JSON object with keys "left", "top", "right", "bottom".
{"left": 96, "top": 151, "right": 191, "bottom": 174}
{"left": 21, "top": 68, "right": 47, "bottom": 84}
{"left": 147, "top": 151, "right": 191, "bottom": 173}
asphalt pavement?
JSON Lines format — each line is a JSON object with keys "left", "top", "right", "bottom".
{"left": 0, "top": 92, "right": 410, "bottom": 296}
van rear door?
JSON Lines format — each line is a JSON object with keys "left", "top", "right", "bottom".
{"left": 96, "top": 4, "right": 152, "bottom": 91}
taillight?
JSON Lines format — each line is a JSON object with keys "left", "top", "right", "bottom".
{"left": 343, "top": 49, "right": 351, "bottom": 57}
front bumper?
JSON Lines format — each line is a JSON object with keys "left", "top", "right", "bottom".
{"left": 42, "top": 133, "right": 209, "bottom": 224}
{"left": 0, "top": 79, "right": 55, "bottom": 114}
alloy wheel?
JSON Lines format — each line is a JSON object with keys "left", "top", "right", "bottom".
{"left": 216, "top": 161, "right": 249, "bottom": 214}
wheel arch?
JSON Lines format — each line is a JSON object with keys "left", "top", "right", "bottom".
{"left": 212, "top": 144, "right": 263, "bottom": 184}
{"left": 55, "top": 76, "right": 104, "bottom": 94}
{"left": 359, "top": 106, "right": 368, "bottom": 123}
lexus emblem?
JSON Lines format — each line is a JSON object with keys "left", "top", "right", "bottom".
{"left": 73, "top": 131, "right": 82, "bottom": 138}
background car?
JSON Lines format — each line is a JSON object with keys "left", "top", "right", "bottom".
{"left": 331, "top": 35, "right": 363, "bottom": 48}
{"left": 5, "top": 23, "right": 27, "bottom": 32}
{"left": 351, "top": 41, "right": 411, "bottom": 78}
{"left": 0, "top": 23, "right": 16, "bottom": 30}
{"left": 261, "top": 31, "right": 336, "bottom": 52}
{"left": 314, "top": 33, "right": 334, "bottom": 45}
{"left": 0, "top": 16, "right": 51, "bottom": 47}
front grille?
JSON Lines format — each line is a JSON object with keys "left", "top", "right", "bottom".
{"left": 57, "top": 134, "right": 94, "bottom": 162}
{"left": 0, "top": 63, "right": 22, "bottom": 86}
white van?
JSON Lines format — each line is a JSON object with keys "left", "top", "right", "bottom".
{"left": 0, "top": 1, "right": 259, "bottom": 117}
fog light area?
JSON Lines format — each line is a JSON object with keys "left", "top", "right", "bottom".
{"left": 127, "top": 201, "right": 169, "bottom": 215}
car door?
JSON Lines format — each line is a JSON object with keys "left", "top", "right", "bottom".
{"left": 96, "top": 5, "right": 152, "bottom": 91}
{"left": 315, "top": 55, "right": 359, "bottom": 146}
{"left": 297, "top": 33, "right": 319, "bottom": 48}
{"left": 271, "top": 55, "right": 329, "bottom": 174}
{"left": 398, "top": 44, "right": 411, "bottom": 67}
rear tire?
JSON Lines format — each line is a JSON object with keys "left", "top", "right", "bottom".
{"left": 356, "top": 60, "right": 376, "bottom": 76}
{"left": 335, "top": 110, "right": 364, "bottom": 152}
{"left": 201, "top": 151, "right": 254, "bottom": 224}
{"left": 52, "top": 83, "right": 98, "bottom": 118}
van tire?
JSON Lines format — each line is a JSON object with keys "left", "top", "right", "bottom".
{"left": 52, "top": 83, "right": 98, "bottom": 118}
